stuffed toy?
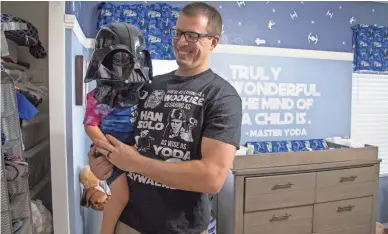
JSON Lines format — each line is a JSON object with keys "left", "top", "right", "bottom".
{"left": 79, "top": 165, "right": 110, "bottom": 211}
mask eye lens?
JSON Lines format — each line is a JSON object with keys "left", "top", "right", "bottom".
{"left": 113, "top": 52, "right": 131, "bottom": 65}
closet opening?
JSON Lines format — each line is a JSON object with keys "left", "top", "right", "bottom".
{"left": 1, "top": 2, "right": 53, "bottom": 233}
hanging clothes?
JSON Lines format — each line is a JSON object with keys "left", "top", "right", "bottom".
{"left": 1, "top": 13, "right": 47, "bottom": 59}
{"left": 1, "top": 132, "right": 6, "bottom": 145}
{"left": 1, "top": 30, "right": 10, "bottom": 57}
{"left": 17, "top": 89, "right": 42, "bottom": 107}
{"left": 2, "top": 57, "right": 30, "bottom": 70}
{"left": 2, "top": 66, "right": 48, "bottom": 106}
{"left": 16, "top": 91, "right": 39, "bottom": 120}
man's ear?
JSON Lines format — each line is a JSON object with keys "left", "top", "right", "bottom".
{"left": 210, "top": 36, "right": 220, "bottom": 51}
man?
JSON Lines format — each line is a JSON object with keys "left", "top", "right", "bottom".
{"left": 89, "top": 2, "right": 242, "bottom": 233}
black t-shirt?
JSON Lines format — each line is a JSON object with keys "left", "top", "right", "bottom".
{"left": 119, "top": 68, "right": 242, "bottom": 234}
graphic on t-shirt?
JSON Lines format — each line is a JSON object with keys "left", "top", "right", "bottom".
{"left": 138, "top": 89, "right": 148, "bottom": 100}
{"left": 163, "top": 89, "right": 205, "bottom": 110}
{"left": 134, "top": 129, "right": 154, "bottom": 152}
{"left": 130, "top": 104, "right": 138, "bottom": 124}
{"left": 165, "top": 158, "right": 182, "bottom": 163}
{"left": 127, "top": 172, "right": 175, "bottom": 190}
{"left": 187, "top": 116, "right": 198, "bottom": 137}
{"left": 144, "top": 89, "right": 165, "bottom": 109}
{"left": 163, "top": 108, "right": 198, "bottom": 142}
{"left": 131, "top": 87, "right": 211, "bottom": 190}
{"left": 153, "top": 143, "right": 191, "bottom": 161}
{"left": 137, "top": 110, "right": 165, "bottom": 131}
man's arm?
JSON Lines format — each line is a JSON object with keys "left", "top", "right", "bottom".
{"left": 136, "top": 136, "right": 236, "bottom": 194}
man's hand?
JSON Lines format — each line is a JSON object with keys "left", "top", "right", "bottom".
{"left": 94, "top": 135, "right": 146, "bottom": 173}
{"left": 88, "top": 145, "right": 114, "bottom": 180}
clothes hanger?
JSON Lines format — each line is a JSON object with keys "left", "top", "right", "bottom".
{"left": 15, "top": 82, "right": 47, "bottom": 101}
{"left": 3, "top": 67, "right": 48, "bottom": 99}
{"left": 15, "top": 85, "right": 44, "bottom": 101}
{"left": 23, "top": 83, "right": 48, "bottom": 98}
{"left": 4, "top": 68, "right": 31, "bottom": 83}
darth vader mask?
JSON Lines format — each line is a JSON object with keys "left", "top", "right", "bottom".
{"left": 84, "top": 23, "right": 153, "bottom": 106}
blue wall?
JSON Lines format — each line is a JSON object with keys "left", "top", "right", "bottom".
{"left": 65, "top": 29, "right": 94, "bottom": 234}
{"left": 66, "top": 1, "right": 388, "bottom": 52}
{"left": 209, "top": 53, "right": 353, "bottom": 143}
{"left": 65, "top": 29, "right": 76, "bottom": 234}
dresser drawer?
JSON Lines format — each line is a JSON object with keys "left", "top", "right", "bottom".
{"left": 316, "top": 166, "right": 376, "bottom": 203}
{"left": 245, "top": 173, "right": 315, "bottom": 212}
{"left": 313, "top": 196, "right": 372, "bottom": 233}
{"left": 244, "top": 206, "right": 313, "bottom": 234}
{"left": 313, "top": 224, "right": 370, "bottom": 234}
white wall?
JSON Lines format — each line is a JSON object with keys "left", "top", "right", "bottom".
{"left": 152, "top": 60, "right": 178, "bottom": 76}
{"left": 49, "top": 2, "right": 71, "bottom": 234}
{"left": 67, "top": 31, "right": 94, "bottom": 234}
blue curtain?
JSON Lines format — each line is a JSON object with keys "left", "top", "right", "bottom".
{"left": 352, "top": 24, "right": 388, "bottom": 73}
{"left": 97, "top": 2, "right": 181, "bottom": 60}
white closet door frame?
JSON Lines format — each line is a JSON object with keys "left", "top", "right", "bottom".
{"left": 49, "top": 2, "right": 71, "bottom": 234}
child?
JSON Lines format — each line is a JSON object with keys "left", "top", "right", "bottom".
{"left": 83, "top": 22, "right": 153, "bottom": 234}
{"left": 83, "top": 86, "right": 135, "bottom": 234}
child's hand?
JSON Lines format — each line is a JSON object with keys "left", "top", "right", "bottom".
{"left": 95, "top": 135, "right": 145, "bottom": 173}
{"left": 88, "top": 146, "right": 114, "bottom": 180}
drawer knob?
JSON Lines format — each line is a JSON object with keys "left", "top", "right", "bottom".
{"left": 272, "top": 182, "right": 294, "bottom": 190}
{"left": 339, "top": 176, "right": 357, "bottom": 183}
{"left": 270, "top": 214, "right": 291, "bottom": 222}
{"left": 337, "top": 205, "right": 355, "bottom": 212}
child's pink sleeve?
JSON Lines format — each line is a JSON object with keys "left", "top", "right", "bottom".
{"left": 83, "top": 91, "right": 101, "bottom": 126}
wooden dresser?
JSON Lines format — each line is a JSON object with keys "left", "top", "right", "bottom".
{"left": 216, "top": 141, "right": 381, "bottom": 234}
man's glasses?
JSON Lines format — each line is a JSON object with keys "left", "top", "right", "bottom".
{"left": 170, "top": 28, "right": 217, "bottom": 43}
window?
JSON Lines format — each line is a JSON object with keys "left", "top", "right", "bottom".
{"left": 351, "top": 72, "right": 388, "bottom": 175}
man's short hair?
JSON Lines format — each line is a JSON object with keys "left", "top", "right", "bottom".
{"left": 180, "top": 2, "right": 223, "bottom": 36}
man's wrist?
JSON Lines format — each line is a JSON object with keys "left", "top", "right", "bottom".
{"left": 131, "top": 152, "right": 153, "bottom": 174}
